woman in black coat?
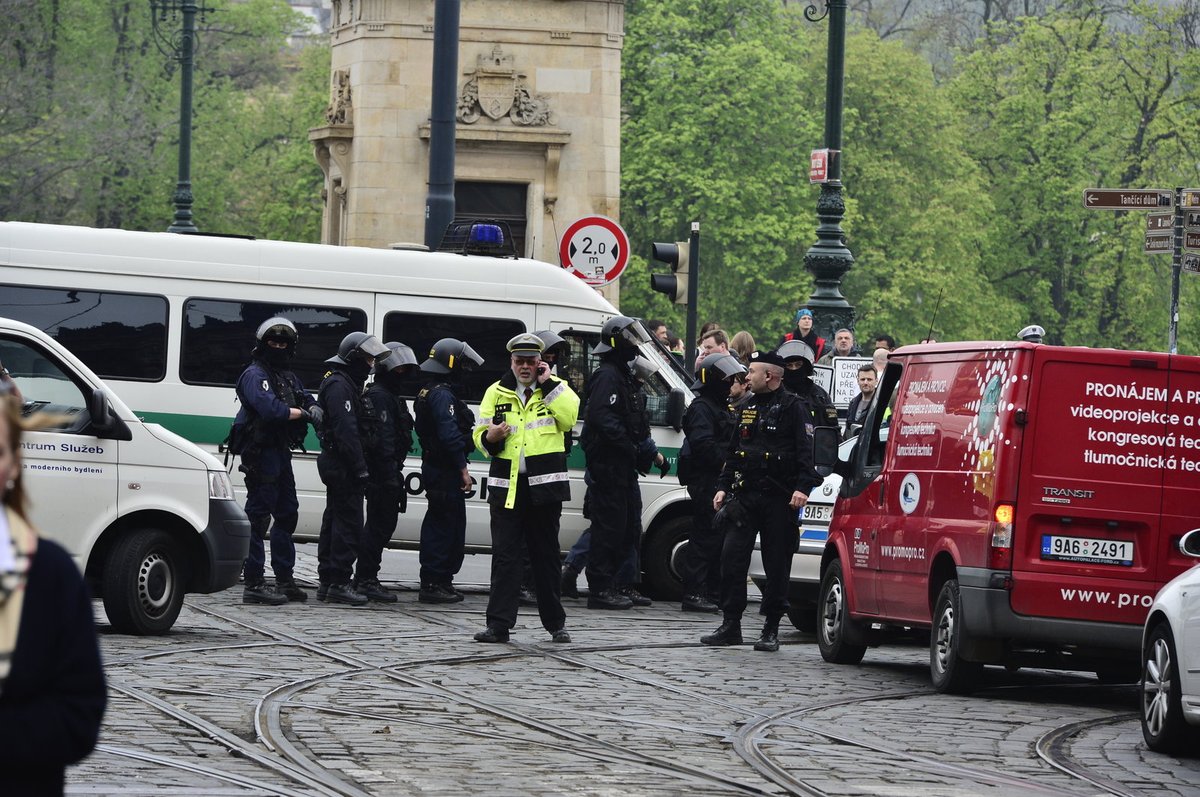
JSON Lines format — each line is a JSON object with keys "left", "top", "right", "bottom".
{"left": 0, "top": 393, "right": 107, "bottom": 796}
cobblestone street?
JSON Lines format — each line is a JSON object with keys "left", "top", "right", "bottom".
{"left": 72, "top": 546, "right": 1200, "bottom": 796}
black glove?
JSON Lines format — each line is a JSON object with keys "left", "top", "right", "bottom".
{"left": 307, "top": 405, "right": 325, "bottom": 427}
{"left": 656, "top": 458, "right": 671, "bottom": 479}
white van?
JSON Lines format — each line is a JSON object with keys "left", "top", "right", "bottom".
{"left": 0, "top": 316, "right": 248, "bottom": 634}
{"left": 0, "top": 222, "right": 698, "bottom": 598}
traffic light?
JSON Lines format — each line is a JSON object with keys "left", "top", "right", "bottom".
{"left": 650, "top": 241, "right": 690, "bottom": 304}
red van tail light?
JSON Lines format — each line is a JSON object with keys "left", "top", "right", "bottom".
{"left": 989, "top": 503, "right": 1014, "bottom": 570}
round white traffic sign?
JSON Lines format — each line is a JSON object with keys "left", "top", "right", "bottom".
{"left": 558, "top": 215, "right": 630, "bottom": 287}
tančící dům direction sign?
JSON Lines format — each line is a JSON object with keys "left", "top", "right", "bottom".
{"left": 1084, "top": 189, "right": 1174, "bottom": 209}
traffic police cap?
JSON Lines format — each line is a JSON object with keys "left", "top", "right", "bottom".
{"left": 749, "top": 350, "right": 786, "bottom": 368}
{"left": 506, "top": 333, "right": 545, "bottom": 356}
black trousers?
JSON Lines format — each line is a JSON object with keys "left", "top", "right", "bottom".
{"left": 718, "top": 491, "right": 797, "bottom": 622}
{"left": 356, "top": 484, "right": 402, "bottom": 584}
{"left": 584, "top": 466, "right": 641, "bottom": 594}
{"left": 317, "top": 480, "right": 364, "bottom": 585}
{"left": 485, "top": 478, "right": 566, "bottom": 633}
{"left": 683, "top": 481, "right": 722, "bottom": 598}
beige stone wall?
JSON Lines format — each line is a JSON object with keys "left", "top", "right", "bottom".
{"left": 312, "top": 0, "right": 625, "bottom": 298}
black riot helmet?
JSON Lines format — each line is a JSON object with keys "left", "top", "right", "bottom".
{"left": 592, "top": 316, "right": 649, "bottom": 358}
{"left": 776, "top": 339, "right": 816, "bottom": 393}
{"left": 374, "top": 341, "right": 418, "bottom": 375}
{"left": 692, "top": 353, "right": 746, "bottom": 392}
{"left": 534, "top": 329, "right": 571, "bottom": 366}
{"left": 326, "top": 331, "right": 389, "bottom": 366}
{"left": 419, "top": 338, "right": 484, "bottom": 375}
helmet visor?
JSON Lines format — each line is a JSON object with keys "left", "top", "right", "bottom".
{"left": 457, "top": 342, "right": 485, "bottom": 370}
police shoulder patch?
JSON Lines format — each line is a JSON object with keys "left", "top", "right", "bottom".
{"left": 344, "top": 400, "right": 352, "bottom": 412}
{"left": 608, "top": 394, "right": 617, "bottom": 405}
{"left": 261, "top": 379, "right": 270, "bottom": 392}
{"left": 448, "top": 404, "right": 455, "bottom": 416}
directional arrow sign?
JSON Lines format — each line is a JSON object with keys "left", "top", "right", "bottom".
{"left": 1183, "top": 189, "right": 1200, "bottom": 209}
{"left": 1146, "top": 233, "right": 1173, "bottom": 254}
{"left": 1148, "top": 213, "right": 1173, "bottom": 231}
{"left": 1083, "top": 189, "right": 1173, "bottom": 210}
{"left": 1186, "top": 231, "right": 1200, "bottom": 252}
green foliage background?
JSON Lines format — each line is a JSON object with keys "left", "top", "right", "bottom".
{"left": 2, "top": 0, "right": 1199, "bottom": 353}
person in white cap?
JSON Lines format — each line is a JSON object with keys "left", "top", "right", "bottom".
{"left": 1019, "top": 325, "right": 1045, "bottom": 344}
{"left": 472, "top": 333, "right": 579, "bottom": 643}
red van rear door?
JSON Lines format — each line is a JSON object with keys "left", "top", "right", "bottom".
{"left": 1012, "top": 348, "right": 1168, "bottom": 625}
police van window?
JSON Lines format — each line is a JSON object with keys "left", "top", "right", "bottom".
{"left": 0, "top": 337, "right": 90, "bottom": 431}
{"left": 0, "top": 284, "right": 167, "bottom": 381}
{"left": 382, "top": 312, "right": 526, "bottom": 403}
{"left": 559, "top": 331, "right": 675, "bottom": 427}
{"left": 182, "top": 299, "right": 367, "bottom": 389}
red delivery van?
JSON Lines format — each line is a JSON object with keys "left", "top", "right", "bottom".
{"left": 814, "top": 341, "right": 1200, "bottom": 693}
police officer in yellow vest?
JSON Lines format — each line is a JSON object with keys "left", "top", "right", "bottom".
{"left": 472, "top": 333, "right": 580, "bottom": 643}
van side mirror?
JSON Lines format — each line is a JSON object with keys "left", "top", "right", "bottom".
{"left": 88, "top": 388, "right": 129, "bottom": 439}
{"left": 665, "top": 387, "right": 686, "bottom": 432}
{"left": 812, "top": 426, "right": 839, "bottom": 477}
{"left": 1180, "top": 529, "right": 1200, "bottom": 558}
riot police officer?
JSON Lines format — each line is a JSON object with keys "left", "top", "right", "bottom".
{"left": 579, "top": 315, "right": 652, "bottom": 610}
{"left": 677, "top": 352, "right": 745, "bottom": 614}
{"left": 702, "top": 350, "right": 822, "bottom": 652}
{"left": 776, "top": 339, "right": 838, "bottom": 431}
{"left": 471, "top": 333, "right": 579, "bottom": 643}
{"left": 232, "top": 317, "right": 321, "bottom": 605}
{"left": 355, "top": 342, "right": 417, "bottom": 603}
{"left": 316, "top": 331, "right": 389, "bottom": 606}
{"left": 415, "top": 338, "right": 483, "bottom": 603}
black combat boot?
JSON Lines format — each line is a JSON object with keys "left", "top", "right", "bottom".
{"left": 682, "top": 594, "right": 719, "bottom": 613}
{"left": 243, "top": 581, "right": 288, "bottom": 606}
{"left": 274, "top": 577, "right": 307, "bottom": 602}
{"left": 324, "top": 583, "right": 367, "bottom": 606}
{"left": 419, "top": 582, "right": 462, "bottom": 604}
{"left": 701, "top": 618, "right": 743, "bottom": 646}
{"left": 754, "top": 617, "right": 781, "bottom": 652}
{"left": 356, "top": 579, "right": 398, "bottom": 603}
{"left": 474, "top": 625, "right": 510, "bottom": 643}
{"left": 550, "top": 628, "right": 572, "bottom": 643}
{"left": 587, "top": 588, "right": 633, "bottom": 610}
{"left": 560, "top": 564, "right": 580, "bottom": 598}
{"left": 618, "top": 586, "right": 652, "bottom": 607}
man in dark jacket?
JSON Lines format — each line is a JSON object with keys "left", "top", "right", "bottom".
{"left": 780, "top": 308, "right": 825, "bottom": 360}
{"left": 355, "top": 342, "right": 417, "bottom": 603}
{"left": 702, "top": 350, "right": 823, "bottom": 652}
{"left": 677, "top": 353, "right": 745, "bottom": 613}
{"left": 316, "top": 331, "right": 389, "bottom": 606}
{"left": 579, "top": 315, "right": 653, "bottom": 610}
{"left": 415, "top": 338, "right": 483, "bottom": 603}
{"left": 232, "top": 317, "right": 320, "bottom": 605}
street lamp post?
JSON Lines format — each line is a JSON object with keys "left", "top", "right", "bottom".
{"left": 149, "top": 0, "right": 209, "bottom": 233}
{"left": 802, "top": 0, "right": 855, "bottom": 341}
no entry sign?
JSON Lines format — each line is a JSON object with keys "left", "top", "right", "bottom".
{"left": 558, "top": 216, "right": 630, "bottom": 287}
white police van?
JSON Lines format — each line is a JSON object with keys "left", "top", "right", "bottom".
{"left": 0, "top": 221, "right": 697, "bottom": 598}
{"left": 0, "top": 316, "right": 248, "bottom": 634}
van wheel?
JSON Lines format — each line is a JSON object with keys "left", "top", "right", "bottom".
{"left": 641, "top": 516, "right": 690, "bottom": 602}
{"left": 930, "top": 580, "right": 982, "bottom": 694}
{"left": 102, "top": 530, "right": 184, "bottom": 635}
{"left": 817, "top": 561, "right": 866, "bottom": 664}
{"left": 1141, "top": 623, "right": 1200, "bottom": 753}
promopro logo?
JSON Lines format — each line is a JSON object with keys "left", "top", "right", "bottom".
{"left": 899, "top": 473, "right": 920, "bottom": 515}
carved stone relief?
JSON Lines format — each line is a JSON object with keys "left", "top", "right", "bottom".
{"left": 325, "top": 69, "right": 353, "bottom": 125}
{"left": 457, "top": 45, "right": 552, "bottom": 127}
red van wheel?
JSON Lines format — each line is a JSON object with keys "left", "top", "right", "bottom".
{"left": 817, "top": 561, "right": 866, "bottom": 664}
{"left": 930, "top": 579, "right": 982, "bottom": 694}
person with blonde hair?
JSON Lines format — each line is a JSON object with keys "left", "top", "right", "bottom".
{"left": 729, "top": 331, "right": 756, "bottom": 364}
{"left": 0, "top": 392, "right": 106, "bottom": 794}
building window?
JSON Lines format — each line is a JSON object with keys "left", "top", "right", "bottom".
{"left": 454, "top": 181, "right": 528, "bottom": 256}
